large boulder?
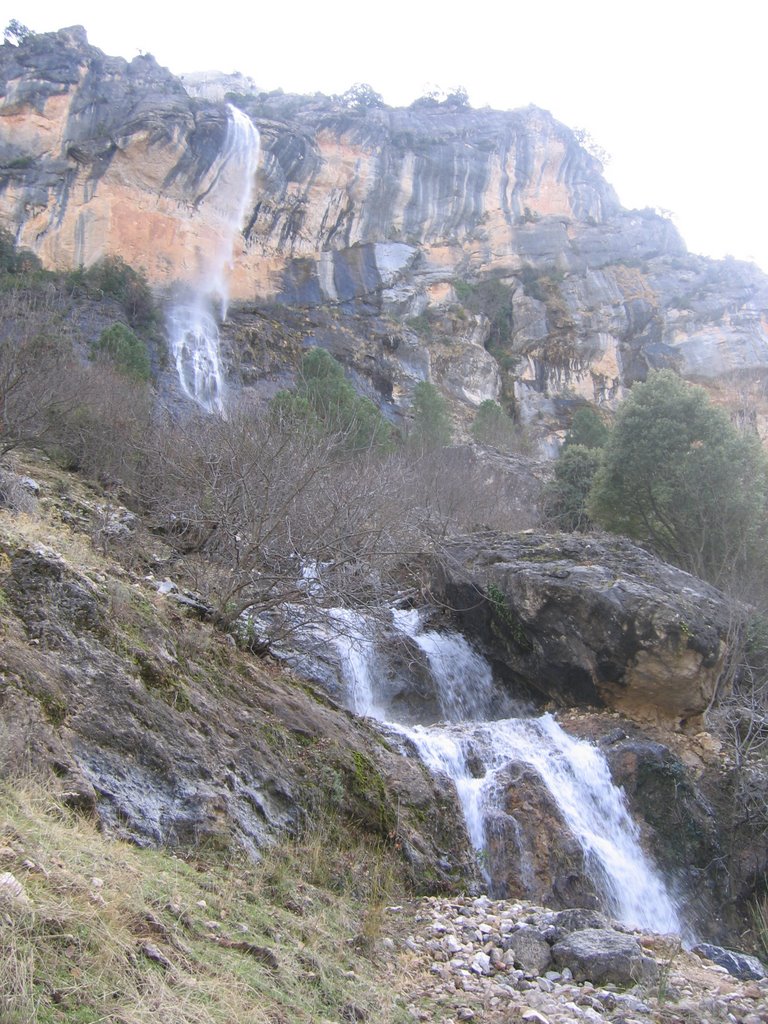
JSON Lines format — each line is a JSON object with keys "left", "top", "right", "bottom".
{"left": 434, "top": 530, "right": 732, "bottom": 726}
{"left": 504, "top": 926, "right": 552, "bottom": 975}
{"left": 551, "top": 927, "right": 659, "bottom": 987}
{"left": 485, "top": 762, "right": 600, "bottom": 910}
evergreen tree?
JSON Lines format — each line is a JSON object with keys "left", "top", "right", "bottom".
{"left": 409, "top": 381, "right": 451, "bottom": 451}
{"left": 471, "top": 399, "right": 518, "bottom": 449}
{"left": 544, "top": 445, "right": 602, "bottom": 531}
{"left": 563, "top": 406, "right": 609, "bottom": 449}
{"left": 589, "top": 370, "right": 768, "bottom": 584}
{"left": 272, "top": 347, "right": 392, "bottom": 452}
{"left": 91, "top": 323, "right": 152, "bottom": 382}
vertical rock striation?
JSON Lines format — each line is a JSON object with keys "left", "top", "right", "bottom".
{"left": 3, "top": 27, "right": 768, "bottom": 437}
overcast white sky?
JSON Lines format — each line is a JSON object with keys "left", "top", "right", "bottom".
{"left": 13, "top": 1, "right": 768, "bottom": 271}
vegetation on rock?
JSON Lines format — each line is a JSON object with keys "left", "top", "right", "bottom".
{"left": 544, "top": 444, "right": 602, "bottom": 532}
{"left": 563, "top": 406, "right": 610, "bottom": 450}
{"left": 409, "top": 381, "right": 452, "bottom": 451}
{"left": 471, "top": 399, "right": 519, "bottom": 449}
{"left": 91, "top": 322, "right": 152, "bottom": 382}
{"left": 272, "top": 346, "right": 392, "bottom": 452}
{"left": 0, "top": 782, "right": 413, "bottom": 1024}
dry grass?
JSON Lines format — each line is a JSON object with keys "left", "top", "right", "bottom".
{"left": 0, "top": 781, "right": 415, "bottom": 1024}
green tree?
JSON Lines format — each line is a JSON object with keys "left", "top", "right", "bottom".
{"left": 272, "top": 347, "right": 392, "bottom": 452}
{"left": 589, "top": 370, "right": 768, "bottom": 585}
{"left": 0, "top": 228, "right": 41, "bottom": 275}
{"left": 409, "top": 381, "right": 451, "bottom": 451}
{"left": 77, "top": 257, "right": 159, "bottom": 332}
{"left": 92, "top": 323, "right": 152, "bottom": 382}
{"left": 471, "top": 399, "right": 518, "bottom": 449}
{"left": 544, "top": 444, "right": 602, "bottom": 531}
{"left": 338, "top": 83, "right": 384, "bottom": 110}
{"left": 563, "top": 406, "right": 609, "bottom": 449}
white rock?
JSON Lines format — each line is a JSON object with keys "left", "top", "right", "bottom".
{"left": 0, "top": 872, "right": 29, "bottom": 905}
{"left": 470, "top": 951, "right": 492, "bottom": 976}
{"left": 521, "top": 1011, "right": 550, "bottom": 1024}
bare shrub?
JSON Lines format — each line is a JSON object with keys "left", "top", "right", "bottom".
{"left": 49, "top": 363, "right": 154, "bottom": 488}
{"left": 0, "top": 285, "right": 84, "bottom": 456}
{"left": 130, "top": 403, "right": 542, "bottom": 647}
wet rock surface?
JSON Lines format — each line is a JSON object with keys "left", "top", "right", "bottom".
{"left": 386, "top": 895, "right": 768, "bottom": 1024}
{"left": 693, "top": 944, "right": 768, "bottom": 981}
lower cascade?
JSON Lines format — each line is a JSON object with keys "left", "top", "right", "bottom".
{"left": 167, "top": 104, "right": 260, "bottom": 413}
{"left": 325, "top": 607, "right": 682, "bottom": 936}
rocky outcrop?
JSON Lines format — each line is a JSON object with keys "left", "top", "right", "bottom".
{"left": 485, "top": 763, "right": 600, "bottom": 910}
{"left": 693, "top": 943, "right": 767, "bottom": 981}
{"left": 3, "top": 28, "right": 768, "bottom": 442}
{"left": 433, "top": 530, "right": 732, "bottom": 726}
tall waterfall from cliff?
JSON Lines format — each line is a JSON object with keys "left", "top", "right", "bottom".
{"left": 167, "top": 105, "right": 260, "bottom": 413}
{"left": 327, "top": 608, "right": 681, "bottom": 935}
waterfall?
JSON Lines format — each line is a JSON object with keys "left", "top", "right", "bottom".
{"left": 327, "top": 608, "right": 682, "bottom": 935}
{"left": 167, "top": 104, "right": 260, "bottom": 414}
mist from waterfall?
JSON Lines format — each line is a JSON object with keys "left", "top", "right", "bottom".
{"left": 326, "top": 606, "right": 682, "bottom": 936}
{"left": 167, "top": 104, "right": 260, "bottom": 414}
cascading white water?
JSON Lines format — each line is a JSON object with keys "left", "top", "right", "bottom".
{"left": 326, "top": 608, "right": 386, "bottom": 720}
{"left": 328, "top": 607, "right": 682, "bottom": 935}
{"left": 167, "top": 104, "right": 260, "bottom": 413}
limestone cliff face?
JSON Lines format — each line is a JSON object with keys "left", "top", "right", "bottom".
{"left": 0, "top": 27, "right": 237, "bottom": 285}
{"left": 3, "top": 27, "right": 768, "bottom": 440}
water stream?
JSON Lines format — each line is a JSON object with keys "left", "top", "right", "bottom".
{"left": 327, "top": 607, "right": 682, "bottom": 934}
{"left": 167, "top": 104, "right": 260, "bottom": 413}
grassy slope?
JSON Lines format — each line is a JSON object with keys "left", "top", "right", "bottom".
{"left": 0, "top": 781, "right": 416, "bottom": 1024}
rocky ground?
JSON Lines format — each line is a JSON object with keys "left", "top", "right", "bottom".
{"left": 384, "top": 896, "right": 768, "bottom": 1024}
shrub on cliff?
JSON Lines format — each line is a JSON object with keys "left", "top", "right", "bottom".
{"left": 338, "top": 83, "right": 384, "bottom": 110}
{"left": 0, "top": 228, "right": 41, "bottom": 275}
{"left": 72, "top": 257, "right": 160, "bottom": 333}
{"left": 471, "top": 400, "right": 519, "bottom": 449}
{"left": 544, "top": 444, "right": 602, "bottom": 532}
{"left": 272, "top": 347, "right": 392, "bottom": 452}
{"left": 589, "top": 370, "right": 768, "bottom": 586}
{"left": 563, "top": 406, "right": 609, "bottom": 450}
{"left": 409, "top": 381, "right": 452, "bottom": 451}
{"left": 91, "top": 323, "right": 152, "bottom": 382}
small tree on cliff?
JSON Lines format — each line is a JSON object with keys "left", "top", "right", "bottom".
{"left": 471, "top": 400, "right": 518, "bottom": 449}
{"left": 339, "top": 83, "right": 384, "bottom": 110}
{"left": 563, "top": 406, "right": 609, "bottom": 450}
{"left": 91, "top": 323, "right": 152, "bottom": 383}
{"left": 544, "top": 444, "right": 602, "bottom": 532}
{"left": 588, "top": 370, "right": 768, "bottom": 586}
{"left": 272, "top": 347, "right": 392, "bottom": 452}
{"left": 409, "top": 381, "right": 452, "bottom": 451}
{"left": 3, "top": 19, "right": 33, "bottom": 44}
